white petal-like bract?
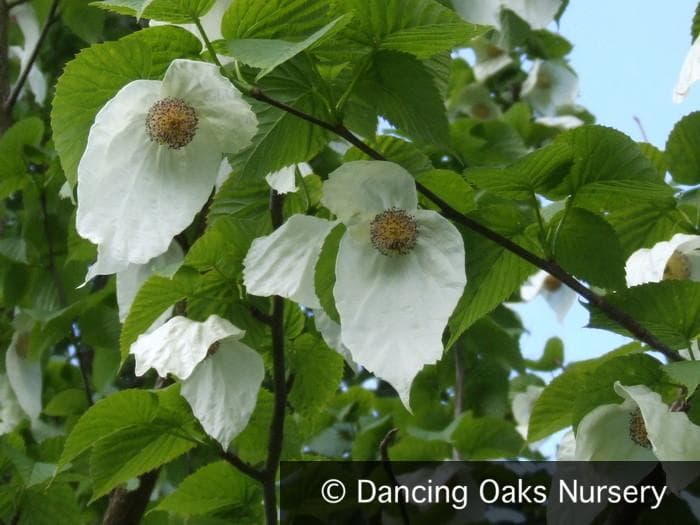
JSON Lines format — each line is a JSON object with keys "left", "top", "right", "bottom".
{"left": 521, "top": 60, "right": 578, "bottom": 116}
{"left": 625, "top": 233, "right": 700, "bottom": 286}
{"left": 322, "top": 161, "right": 418, "bottom": 224}
{"left": 130, "top": 315, "right": 243, "bottom": 379}
{"left": 182, "top": 339, "right": 264, "bottom": 448}
{"left": 5, "top": 331, "right": 42, "bottom": 420}
{"left": 453, "top": 0, "right": 561, "bottom": 30}
{"left": 334, "top": 210, "right": 466, "bottom": 409}
{"left": 265, "top": 163, "right": 313, "bottom": 194}
{"left": 77, "top": 60, "right": 256, "bottom": 275}
{"left": 243, "top": 215, "right": 336, "bottom": 309}
{"left": 674, "top": 36, "right": 700, "bottom": 103}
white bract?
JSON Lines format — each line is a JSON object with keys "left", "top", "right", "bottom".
{"left": 0, "top": 373, "right": 24, "bottom": 435}
{"left": 471, "top": 38, "right": 513, "bottom": 82}
{"left": 116, "top": 241, "right": 183, "bottom": 323}
{"left": 512, "top": 385, "right": 543, "bottom": 440}
{"left": 521, "top": 60, "right": 578, "bottom": 116}
{"left": 575, "top": 381, "right": 700, "bottom": 491}
{"left": 265, "top": 163, "right": 313, "bottom": 194}
{"left": 5, "top": 329, "right": 41, "bottom": 420}
{"left": 520, "top": 270, "right": 576, "bottom": 321}
{"left": 674, "top": 36, "right": 700, "bottom": 103}
{"left": 130, "top": 315, "right": 264, "bottom": 447}
{"left": 534, "top": 115, "right": 583, "bottom": 129}
{"left": 453, "top": 0, "right": 561, "bottom": 30}
{"left": 76, "top": 59, "right": 257, "bottom": 280}
{"left": 243, "top": 160, "right": 466, "bottom": 409}
{"left": 9, "top": 3, "right": 47, "bottom": 104}
{"left": 625, "top": 233, "right": 700, "bottom": 287}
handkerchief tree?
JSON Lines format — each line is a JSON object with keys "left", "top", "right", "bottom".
{"left": 0, "top": 0, "right": 699, "bottom": 523}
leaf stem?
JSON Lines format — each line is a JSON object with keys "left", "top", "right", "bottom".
{"left": 246, "top": 88, "right": 682, "bottom": 362}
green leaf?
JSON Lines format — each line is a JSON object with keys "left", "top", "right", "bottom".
{"left": 525, "top": 29, "right": 573, "bottom": 59}
{"left": 666, "top": 111, "right": 700, "bottom": 184}
{"left": 692, "top": 1, "right": 700, "bottom": 41}
{"left": 451, "top": 118, "right": 528, "bottom": 167}
{"left": 447, "top": 205, "right": 539, "bottom": 347}
{"left": 343, "top": 136, "right": 433, "bottom": 174}
{"left": 332, "top": 0, "right": 483, "bottom": 59}
{"left": 51, "top": 26, "right": 201, "bottom": 187}
{"left": 288, "top": 334, "right": 343, "bottom": 416}
{"left": 119, "top": 271, "right": 197, "bottom": 361}
{"left": 571, "top": 354, "right": 665, "bottom": 426}
{"left": 664, "top": 361, "right": 700, "bottom": 394}
{"left": 209, "top": 173, "right": 270, "bottom": 223}
{"left": 0, "top": 118, "right": 44, "bottom": 198}
{"left": 156, "top": 461, "right": 262, "bottom": 520}
{"left": 416, "top": 169, "right": 476, "bottom": 215}
{"left": 0, "top": 239, "right": 29, "bottom": 264}
{"left": 314, "top": 224, "right": 345, "bottom": 323}
{"left": 466, "top": 140, "right": 573, "bottom": 200}
{"left": 222, "top": 0, "right": 329, "bottom": 39}
{"left": 61, "top": 0, "right": 106, "bottom": 43}
{"left": 60, "top": 389, "right": 160, "bottom": 466}
{"left": 525, "top": 337, "right": 564, "bottom": 371}
{"left": 451, "top": 412, "right": 524, "bottom": 459}
{"left": 552, "top": 207, "right": 626, "bottom": 289}
{"left": 44, "top": 389, "right": 89, "bottom": 417}
{"left": 17, "top": 483, "right": 82, "bottom": 525}
{"left": 229, "top": 15, "right": 351, "bottom": 80}
{"left": 548, "top": 126, "right": 666, "bottom": 206}
{"left": 357, "top": 50, "right": 449, "bottom": 145}
{"left": 230, "top": 55, "right": 332, "bottom": 182}
{"left": 93, "top": 0, "right": 215, "bottom": 22}
{"left": 89, "top": 424, "right": 196, "bottom": 501}
{"left": 588, "top": 281, "right": 700, "bottom": 350}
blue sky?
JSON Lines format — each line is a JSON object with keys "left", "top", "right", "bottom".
{"left": 512, "top": 0, "right": 699, "bottom": 366}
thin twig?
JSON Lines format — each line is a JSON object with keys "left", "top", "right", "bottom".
{"left": 0, "top": 0, "right": 11, "bottom": 132}
{"left": 3, "top": 0, "right": 59, "bottom": 113}
{"left": 247, "top": 88, "right": 682, "bottom": 362}
{"left": 221, "top": 450, "right": 265, "bottom": 482}
{"left": 379, "top": 428, "right": 410, "bottom": 525}
{"left": 260, "top": 190, "right": 287, "bottom": 525}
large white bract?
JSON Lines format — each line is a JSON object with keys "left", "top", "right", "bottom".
{"left": 243, "top": 160, "right": 467, "bottom": 409}
{"left": 574, "top": 381, "right": 700, "bottom": 491}
{"left": 625, "top": 233, "right": 700, "bottom": 286}
{"left": 129, "top": 315, "right": 264, "bottom": 448}
{"left": 76, "top": 59, "right": 257, "bottom": 280}
{"left": 674, "top": 36, "right": 700, "bottom": 103}
{"left": 519, "top": 270, "right": 576, "bottom": 322}
{"left": 521, "top": 60, "right": 579, "bottom": 116}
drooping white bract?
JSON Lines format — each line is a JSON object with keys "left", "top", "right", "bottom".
{"left": 0, "top": 374, "right": 24, "bottom": 435}
{"left": 130, "top": 315, "right": 264, "bottom": 447}
{"left": 116, "top": 241, "right": 183, "bottom": 323}
{"left": 521, "top": 60, "right": 578, "bottom": 116}
{"left": 520, "top": 270, "right": 576, "bottom": 322}
{"left": 575, "top": 381, "right": 700, "bottom": 491}
{"left": 534, "top": 115, "right": 583, "bottom": 129}
{"left": 5, "top": 328, "right": 41, "bottom": 420}
{"left": 76, "top": 59, "right": 257, "bottom": 279}
{"left": 453, "top": 0, "right": 561, "bottom": 30}
{"left": 9, "top": 3, "right": 47, "bottom": 104}
{"left": 265, "top": 163, "right": 313, "bottom": 194}
{"left": 471, "top": 38, "right": 513, "bottom": 82}
{"left": 674, "top": 36, "right": 700, "bottom": 103}
{"left": 512, "top": 384, "right": 544, "bottom": 440}
{"left": 625, "top": 233, "right": 700, "bottom": 287}
{"left": 243, "top": 161, "right": 466, "bottom": 409}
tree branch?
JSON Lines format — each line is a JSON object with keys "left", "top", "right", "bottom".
{"left": 260, "top": 190, "right": 287, "bottom": 525}
{"left": 101, "top": 469, "right": 159, "bottom": 525}
{"left": 3, "top": 0, "right": 59, "bottom": 114}
{"left": 379, "top": 428, "right": 410, "bottom": 525}
{"left": 247, "top": 88, "right": 682, "bottom": 362}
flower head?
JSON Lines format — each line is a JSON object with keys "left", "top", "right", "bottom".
{"left": 520, "top": 270, "right": 576, "bottom": 321}
{"left": 130, "top": 315, "right": 264, "bottom": 447}
{"left": 243, "top": 161, "right": 466, "bottom": 409}
{"left": 521, "top": 60, "right": 578, "bottom": 116}
{"left": 76, "top": 59, "right": 257, "bottom": 280}
{"left": 625, "top": 233, "right": 700, "bottom": 287}
{"left": 574, "top": 381, "right": 700, "bottom": 491}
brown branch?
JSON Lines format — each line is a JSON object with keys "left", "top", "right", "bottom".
{"left": 101, "top": 469, "right": 159, "bottom": 525}
{"left": 247, "top": 87, "right": 682, "bottom": 362}
{"left": 258, "top": 190, "right": 287, "bottom": 525}
{"left": 3, "top": 0, "right": 59, "bottom": 114}
{"left": 221, "top": 450, "right": 265, "bottom": 482}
